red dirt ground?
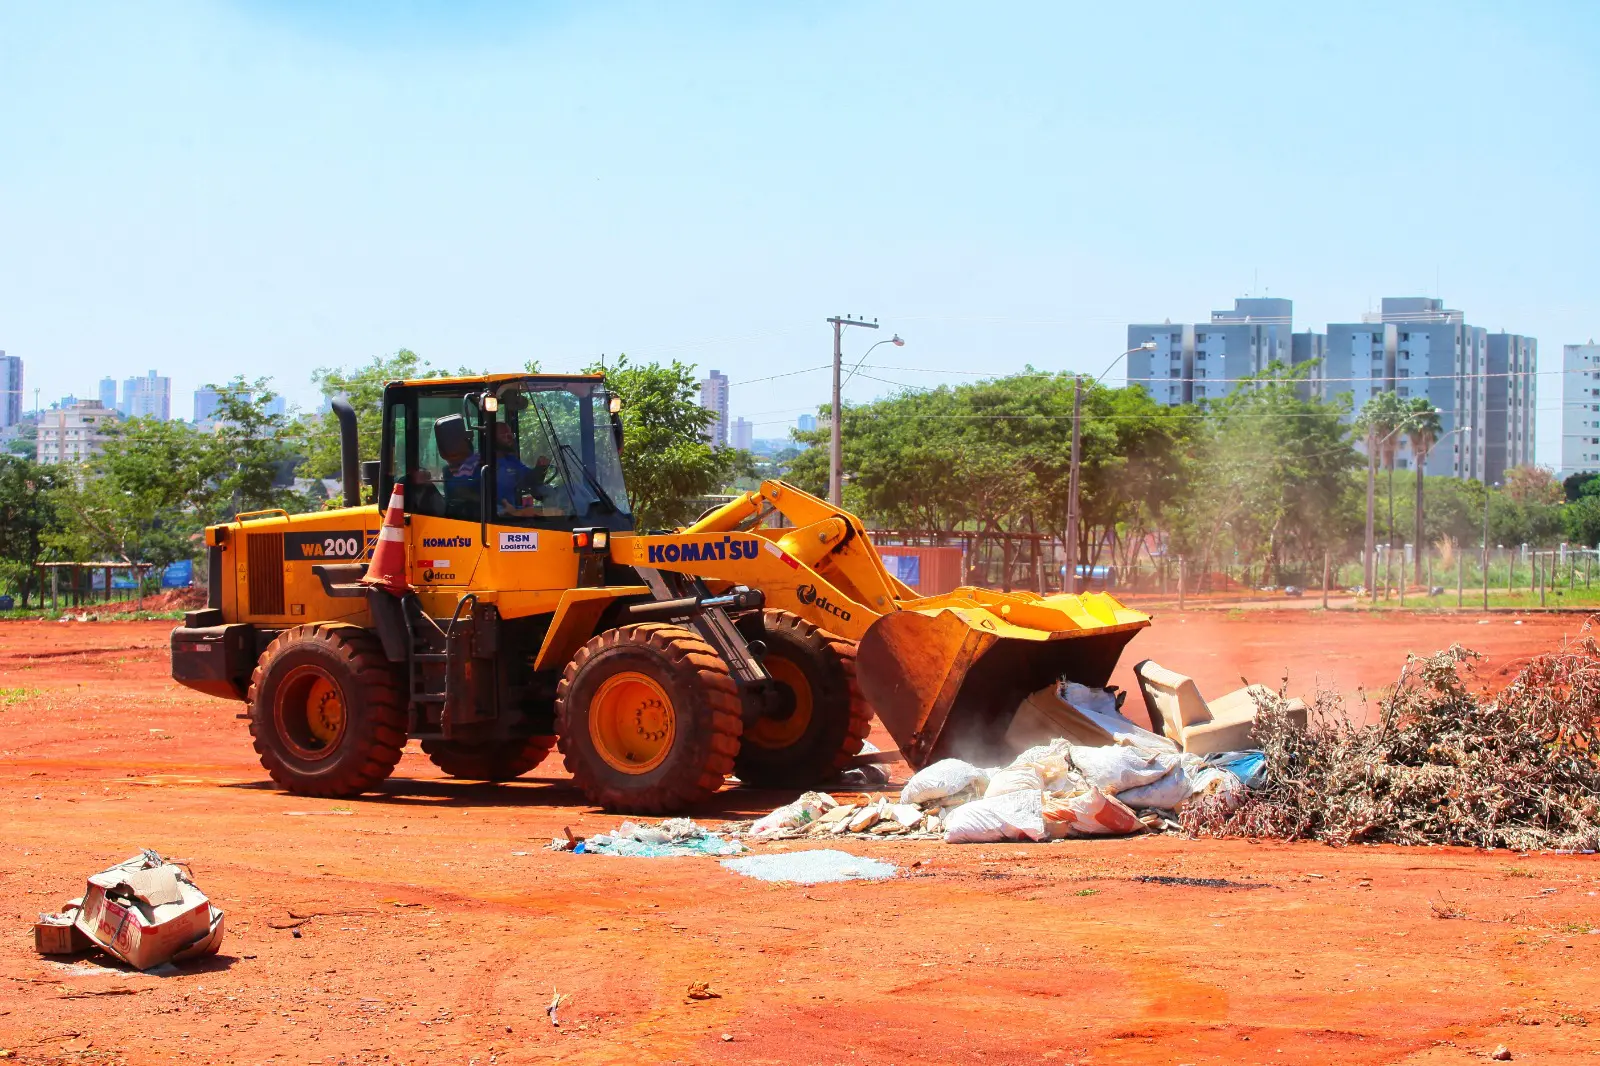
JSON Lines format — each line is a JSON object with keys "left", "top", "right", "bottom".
{"left": 2, "top": 612, "right": 1597, "bottom": 1066}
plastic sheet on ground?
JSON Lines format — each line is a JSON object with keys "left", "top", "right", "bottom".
{"left": 721, "top": 849, "right": 898, "bottom": 884}
{"left": 568, "top": 818, "right": 747, "bottom": 858}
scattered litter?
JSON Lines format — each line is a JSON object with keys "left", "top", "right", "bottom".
{"left": 1007, "top": 683, "right": 1176, "bottom": 752}
{"left": 736, "top": 684, "right": 1271, "bottom": 846}
{"left": 831, "top": 740, "right": 891, "bottom": 788}
{"left": 547, "top": 988, "right": 570, "bottom": 1026}
{"left": 685, "top": 981, "right": 721, "bottom": 1000}
{"left": 1133, "top": 875, "right": 1265, "bottom": 889}
{"left": 749, "top": 793, "right": 836, "bottom": 836}
{"left": 1492, "top": 1045, "right": 1512, "bottom": 1061}
{"left": 721, "top": 849, "right": 898, "bottom": 884}
{"left": 38, "top": 850, "right": 224, "bottom": 970}
{"left": 34, "top": 900, "right": 94, "bottom": 956}
{"left": 559, "top": 818, "right": 745, "bottom": 857}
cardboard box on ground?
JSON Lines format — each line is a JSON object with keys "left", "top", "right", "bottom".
{"left": 34, "top": 850, "right": 224, "bottom": 970}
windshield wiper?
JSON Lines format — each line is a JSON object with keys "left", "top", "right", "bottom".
{"left": 558, "top": 441, "right": 621, "bottom": 514}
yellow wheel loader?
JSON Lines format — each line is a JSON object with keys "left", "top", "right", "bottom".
{"left": 170, "top": 372, "right": 1150, "bottom": 812}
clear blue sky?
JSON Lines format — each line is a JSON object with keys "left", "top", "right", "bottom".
{"left": 3, "top": 1, "right": 1596, "bottom": 464}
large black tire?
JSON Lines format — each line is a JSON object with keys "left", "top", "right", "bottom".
{"left": 420, "top": 736, "right": 556, "bottom": 781}
{"left": 733, "top": 610, "right": 873, "bottom": 788}
{"left": 247, "top": 624, "right": 407, "bottom": 797}
{"left": 555, "top": 623, "right": 742, "bottom": 814}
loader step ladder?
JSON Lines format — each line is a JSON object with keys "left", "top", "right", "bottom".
{"left": 399, "top": 594, "right": 450, "bottom": 730}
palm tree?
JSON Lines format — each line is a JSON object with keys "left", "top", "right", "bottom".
{"left": 1402, "top": 397, "right": 1443, "bottom": 587}
{"left": 1354, "top": 392, "right": 1406, "bottom": 599}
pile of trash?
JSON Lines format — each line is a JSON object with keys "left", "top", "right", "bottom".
{"left": 1186, "top": 636, "right": 1600, "bottom": 851}
{"left": 33, "top": 850, "right": 225, "bottom": 970}
{"left": 550, "top": 818, "right": 746, "bottom": 857}
{"left": 742, "top": 682, "right": 1268, "bottom": 845}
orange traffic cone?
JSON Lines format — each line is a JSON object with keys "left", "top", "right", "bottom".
{"left": 362, "top": 483, "right": 411, "bottom": 596}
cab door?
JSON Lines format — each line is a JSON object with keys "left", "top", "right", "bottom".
{"left": 394, "top": 391, "right": 486, "bottom": 589}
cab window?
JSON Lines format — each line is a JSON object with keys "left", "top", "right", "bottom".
{"left": 489, "top": 383, "right": 631, "bottom": 531}
{"left": 404, "top": 394, "right": 482, "bottom": 521}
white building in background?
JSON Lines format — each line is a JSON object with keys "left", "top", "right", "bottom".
{"left": 698, "top": 369, "right": 729, "bottom": 447}
{"left": 1131, "top": 295, "right": 1537, "bottom": 485}
{"left": 730, "top": 416, "right": 753, "bottom": 451}
{"left": 1127, "top": 297, "right": 1307, "bottom": 406}
{"left": 36, "top": 400, "right": 116, "bottom": 465}
{"left": 1563, "top": 342, "right": 1600, "bottom": 478}
{"left": 121, "top": 370, "right": 171, "bottom": 420}
{"left": 0, "top": 352, "right": 22, "bottom": 429}
{"left": 1323, "top": 299, "right": 1535, "bottom": 485}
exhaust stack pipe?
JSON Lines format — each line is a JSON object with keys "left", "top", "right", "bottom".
{"left": 331, "top": 397, "right": 361, "bottom": 508}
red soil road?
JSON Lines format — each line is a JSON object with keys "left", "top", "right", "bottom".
{"left": 1, "top": 613, "right": 1597, "bottom": 1066}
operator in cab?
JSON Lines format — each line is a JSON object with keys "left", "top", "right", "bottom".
{"left": 492, "top": 420, "right": 558, "bottom": 517}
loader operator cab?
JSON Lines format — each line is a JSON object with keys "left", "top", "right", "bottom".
{"left": 385, "top": 375, "right": 633, "bottom": 533}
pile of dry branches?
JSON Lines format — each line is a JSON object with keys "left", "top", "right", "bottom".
{"left": 1183, "top": 621, "right": 1600, "bottom": 850}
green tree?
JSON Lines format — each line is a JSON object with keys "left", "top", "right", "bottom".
{"left": 1354, "top": 391, "right": 1407, "bottom": 592}
{"left": 1401, "top": 396, "right": 1442, "bottom": 576}
{"left": 302, "top": 349, "right": 481, "bottom": 496}
{"left": 205, "top": 377, "right": 308, "bottom": 519}
{"left": 588, "top": 354, "right": 745, "bottom": 529}
{"left": 1182, "top": 366, "right": 1358, "bottom": 587}
{"left": 0, "top": 455, "right": 65, "bottom": 605}
{"left": 4, "top": 419, "right": 37, "bottom": 459}
{"left": 1503, "top": 464, "right": 1563, "bottom": 506}
{"left": 1564, "top": 494, "right": 1600, "bottom": 548}
{"left": 50, "top": 418, "right": 218, "bottom": 573}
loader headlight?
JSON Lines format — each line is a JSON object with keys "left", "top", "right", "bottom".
{"left": 573, "top": 528, "right": 609, "bottom": 552}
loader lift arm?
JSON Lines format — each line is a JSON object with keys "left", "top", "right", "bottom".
{"left": 625, "top": 479, "right": 1151, "bottom": 769}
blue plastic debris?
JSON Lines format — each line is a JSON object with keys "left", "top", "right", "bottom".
{"left": 567, "top": 818, "right": 747, "bottom": 858}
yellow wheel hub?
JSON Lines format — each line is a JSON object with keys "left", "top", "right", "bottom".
{"left": 275, "top": 665, "right": 348, "bottom": 761}
{"left": 590, "top": 671, "right": 676, "bottom": 774}
{"left": 746, "top": 655, "right": 813, "bottom": 750}
{"left": 305, "top": 677, "right": 345, "bottom": 745}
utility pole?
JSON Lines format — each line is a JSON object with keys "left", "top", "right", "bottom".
{"left": 1065, "top": 375, "right": 1083, "bottom": 592}
{"left": 1364, "top": 443, "right": 1377, "bottom": 599}
{"left": 827, "top": 315, "right": 878, "bottom": 506}
{"left": 1482, "top": 484, "right": 1492, "bottom": 610}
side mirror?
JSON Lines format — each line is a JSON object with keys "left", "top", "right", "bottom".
{"left": 611, "top": 411, "right": 625, "bottom": 454}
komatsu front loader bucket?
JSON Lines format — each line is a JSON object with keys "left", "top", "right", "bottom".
{"left": 855, "top": 588, "right": 1150, "bottom": 769}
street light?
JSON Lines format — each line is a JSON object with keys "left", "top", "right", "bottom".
{"left": 841, "top": 334, "right": 905, "bottom": 389}
{"left": 1096, "top": 342, "right": 1158, "bottom": 385}
{"left": 1064, "top": 345, "right": 1155, "bottom": 592}
{"left": 827, "top": 315, "right": 880, "bottom": 506}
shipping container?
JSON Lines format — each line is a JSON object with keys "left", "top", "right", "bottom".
{"left": 876, "top": 545, "right": 965, "bottom": 596}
